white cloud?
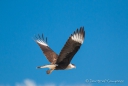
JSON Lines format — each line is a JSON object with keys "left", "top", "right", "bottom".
{"left": 59, "top": 83, "right": 91, "bottom": 86}
{"left": 24, "top": 79, "right": 36, "bottom": 86}
{"left": 42, "top": 83, "right": 56, "bottom": 86}
{"left": 0, "top": 85, "right": 10, "bottom": 86}
{"left": 15, "top": 79, "right": 56, "bottom": 86}
{"left": 16, "top": 79, "right": 36, "bottom": 86}
{"left": 1, "top": 79, "right": 92, "bottom": 86}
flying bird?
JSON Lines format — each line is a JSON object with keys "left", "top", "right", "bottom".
{"left": 34, "top": 27, "right": 85, "bottom": 74}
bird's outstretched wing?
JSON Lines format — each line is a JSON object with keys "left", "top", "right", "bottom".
{"left": 56, "top": 27, "right": 85, "bottom": 65}
{"left": 34, "top": 34, "right": 58, "bottom": 64}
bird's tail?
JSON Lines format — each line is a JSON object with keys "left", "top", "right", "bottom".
{"left": 37, "top": 64, "right": 57, "bottom": 74}
{"left": 36, "top": 64, "right": 57, "bottom": 69}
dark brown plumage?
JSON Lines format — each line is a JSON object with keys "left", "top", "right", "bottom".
{"left": 34, "top": 27, "right": 85, "bottom": 74}
{"left": 35, "top": 35, "right": 58, "bottom": 64}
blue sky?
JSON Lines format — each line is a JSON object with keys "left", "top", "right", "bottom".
{"left": 0, "top": 0, "right": 128, "bottom": 86}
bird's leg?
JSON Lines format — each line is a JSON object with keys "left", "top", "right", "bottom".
{"left": 46, "top": 69, "right": 54, "bottom": 74}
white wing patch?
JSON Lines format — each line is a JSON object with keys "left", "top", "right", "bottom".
{"left": 36, "top": 39, "right": 48, "bottom": 46}
{"left": 71, "top": 32, "right": 84, "bottom": 44}
{"left": 34, "top": 34, "right": 48, "bottom": 46}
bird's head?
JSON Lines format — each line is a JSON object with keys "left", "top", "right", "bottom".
{"left": 71, "top": 64, "right": 76, "bottom": 69}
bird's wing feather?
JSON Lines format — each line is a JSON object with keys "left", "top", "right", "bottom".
{"left": 34, "top": 34, "right": 58, "bottom": 64}
{"left": 56, "top": 27, "right": 85, "bottom": 65}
